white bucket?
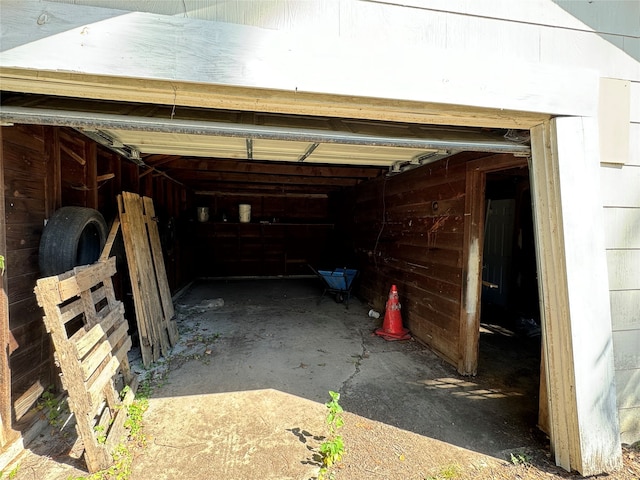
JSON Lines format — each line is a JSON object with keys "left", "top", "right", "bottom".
{"left": 239, "top": 204, "right": 251, "bottom": 223}
{"left": 197, "top": 207, "right": 209, "bottom": 222}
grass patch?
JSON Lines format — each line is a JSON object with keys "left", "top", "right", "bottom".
{"left": 509, "top": 451, "right": 531, "bottom": 467}
{"left": 425, "top": 463, "right": 460, "bottom": 480}
{"left": 68, "top": 381, "right": 149, "bottom": 480}
{"left": 0, "top": 463, "right": 20, "bottom": 479}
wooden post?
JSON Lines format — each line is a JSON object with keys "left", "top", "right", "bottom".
{"left": 458, "top": 166, "right": 484, "bottom": 375}
{"left": 530, "top": 118, "right": 621, "bottom": 475}
{"left": 86, "top": 140, "right": 98, "bottom": 209}
{"left": 43, "top": 127, "right": 62, "bottom": 216}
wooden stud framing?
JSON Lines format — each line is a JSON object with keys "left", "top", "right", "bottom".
{"left": 43, "top": 127, "right": 62, "bottom": 215}
{"left": 34, "top": 257, "right": 137, "bottom": 473}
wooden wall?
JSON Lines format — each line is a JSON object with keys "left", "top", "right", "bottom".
{"left": 350, "top": 152, "right": 529, "bottom": 371}
{"left": 2, "top": 125, "right": 53, "bottom": 429}
{"left": 193, "top": 194, "right": 334, "bottom": 277}
{"left": 350, "top": 152, "right": 488, "bottom": 367}
{"left": 0, "top": 125, "right": 193, "bottom": 440}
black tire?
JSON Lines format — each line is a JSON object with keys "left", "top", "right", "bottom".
{"left": 39, "top": 206, "right": 108, "bottom": 277}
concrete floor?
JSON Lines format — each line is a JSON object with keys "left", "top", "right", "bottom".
{"left": 14, "top": 277, "right": 546, "bottom": 479}
{"left": 150, "top": 277, "right": 544, "bottom": 456}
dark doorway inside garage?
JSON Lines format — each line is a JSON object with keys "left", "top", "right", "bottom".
{"left": 479, "top": 167, "right": 543, "bottom": 437}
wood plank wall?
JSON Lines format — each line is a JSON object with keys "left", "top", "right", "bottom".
{"left": 3, "top": 125, "right": 53, "bottom": 425}
{"left": 350, "top": 152, "right": 491, "bottom": 367}
{"left": 1, "top": 125, "right": 192, "bottom": 435}
{"left": 193, "top": 194, "right": 333, "bottom": 277}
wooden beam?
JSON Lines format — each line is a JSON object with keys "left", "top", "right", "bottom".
{"left": 163, "top": 158, "right": 384, "bottom": 179}
{"left": 169, "top": 170, "right": 360, "bottom": 187}
{"left": 193, "top": 183, "right": 335, "bottom": 196}
{"left": 86, "top": 139, "right": 98, "bottom": 208}
{"left": 0, "top": 68, "right": 549, "bottom": 130}
{"left": 60, "top": 142, "right": 86, "bottom": 166}
{"left": 530, "top": 118, "right": 621, "bottom": 475}
{"left": 43, "top": 127, "right": 61, "bottom": 215}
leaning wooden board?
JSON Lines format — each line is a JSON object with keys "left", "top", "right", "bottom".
{"left": 117, "top": 192, "right": 178, "bottom": 367}
{"left": 143, "top": 196, "right": 179, "bottom": 345}
{"left": 34, "top": 257, "right": 137, "bottom": 473}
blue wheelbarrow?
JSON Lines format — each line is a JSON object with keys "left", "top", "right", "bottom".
{"left": 309, "top": 265, "right": 359, "bottom": 308}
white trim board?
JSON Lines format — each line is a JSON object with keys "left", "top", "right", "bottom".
{"left": 530, "top": 118, "right": 621, "bottom": 475}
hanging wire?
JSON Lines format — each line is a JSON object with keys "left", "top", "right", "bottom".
{"left": 372, "top": 174, "right": 388, "bottom": 270}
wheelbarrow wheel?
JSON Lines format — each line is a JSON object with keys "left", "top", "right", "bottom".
{"left": 335, "top": 293, "right": 344, "bottom": 303}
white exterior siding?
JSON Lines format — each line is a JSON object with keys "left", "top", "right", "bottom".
{"left": 603, "top": 79, "right": 640, "bottom": 444}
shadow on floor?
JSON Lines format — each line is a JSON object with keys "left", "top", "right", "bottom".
{"left": 130, "top": 278, "right": 547, "bottom": 459}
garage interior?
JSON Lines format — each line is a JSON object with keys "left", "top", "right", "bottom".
{"left": 1, "top": 93, "right": 546, "bottom": 466}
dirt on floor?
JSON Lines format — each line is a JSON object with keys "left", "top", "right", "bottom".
{"left": 325, "top": 419, "right": 640, "bottom": 480}
{"left": 9, "top": 402, "right": 639, "bottom": 480}
{"left": 6, "top": 278, "right": 639, "bottom": 480}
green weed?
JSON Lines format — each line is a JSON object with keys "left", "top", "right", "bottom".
{"left": 510, "top": 452, "right": 531, "bottom": 466}
{"left": 318, "top": 391, "right": 345, "bottom": 480}
{"left": 1, "top": 463, "right": 19, "bottom": 479}
{"left": 68, "top": 389, "right": 148, "bottom": 480}
{"left": 37, "top": 386, "right": 68, "bottom": 428}
{"left": 425, "top": 463, "right": 460, "bottom": 479}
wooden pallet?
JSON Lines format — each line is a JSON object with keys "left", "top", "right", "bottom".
{"left": 34, "top": 257, "right": 137, "bottom": 473}
{"left": 117, "top": 192, "right": 178, "bottom": 367}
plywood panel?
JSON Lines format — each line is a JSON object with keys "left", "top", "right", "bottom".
{"left": 606, "top": 250, "right": 640, "bottom": 290}
{"left": 610, "top": 290, "right": 640, "bottom": 331}
{"left": 600, "top": 165, "right": 640, "bottom": 207}
{"left": 603, "top": 207, "right": 640, "bottom": 249}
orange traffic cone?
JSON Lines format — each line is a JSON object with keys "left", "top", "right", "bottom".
{"left": 375, "top": 285, "right": 410, "bottom": 341}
